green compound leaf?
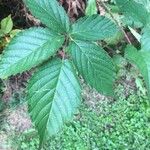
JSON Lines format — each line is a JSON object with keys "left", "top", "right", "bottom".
{"left": 85, "top": 0, "right": 97, "bottom": 16}
{"left": 141, "top": 27, "right": 150, "bottom": 51}
{"left": 0, "top": 27, "right": 64, "bottom": 79}
{"left": 25, "top": 0, "right": 70, "bottom": 33}
{"left": 27, "top": 58, "right": 81, "bottom": 144}
{"left": 115, "top": 0, "right": 150, "bottom": 26}
{"left": 68, "top": 40, "right": 116, "bottom": 96}
{"left": 70, "top": 14, "right": 118, "bottom": 41}
{"left": 125, "top": 45, "right": 150, "bottom": 96}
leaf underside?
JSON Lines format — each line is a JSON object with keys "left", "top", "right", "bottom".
{"left": 68, "top": 40, "right": 116, "bottom": 96}
{"left": 25, "top": 0, "right": 70, "bottom": 33}
{"left": 27, "top": 58, "right": 81, "bottom": 144}
{"left": 70, "top": 14, "right": 118, "bottom": 41}
{"left": 0, "top": 27, "right": 64, "bottom": 78}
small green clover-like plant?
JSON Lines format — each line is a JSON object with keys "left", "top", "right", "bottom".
{"left": 0, "top": 0, "right": 118, "bottom": 146}
{"left": 0, "top": 15, "right": 13, "bottom": 37}
{"left": 0, "top": 15, "right": 21, "bottom": 53}
{"left": 0, "top": 15, "right": 20, "bottom": 38}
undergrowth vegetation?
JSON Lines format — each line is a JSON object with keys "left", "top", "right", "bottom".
{"left": 10, "top": 84, "right": 150, "bottom": 150}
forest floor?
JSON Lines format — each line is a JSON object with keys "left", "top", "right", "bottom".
{"left": 0, "top": 66, "right": 150, "bottom": 150}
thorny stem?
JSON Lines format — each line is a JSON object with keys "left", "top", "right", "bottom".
{"left": 97, "top": 0, "right": 132, "bottom": 44}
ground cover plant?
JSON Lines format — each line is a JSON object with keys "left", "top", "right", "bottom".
{"left": 3, "top": 81, "right": 150, "bottom": 150}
